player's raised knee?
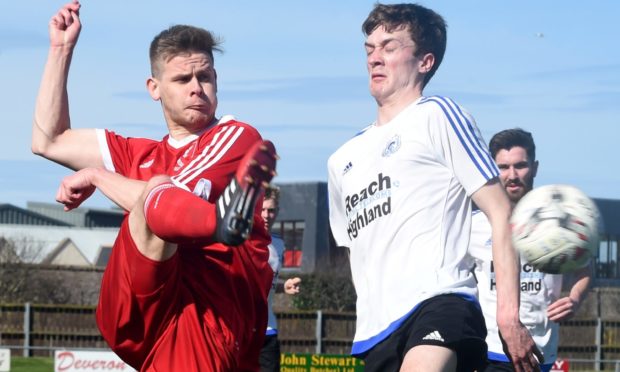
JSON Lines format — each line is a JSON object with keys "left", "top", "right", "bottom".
{"left": 144, "top": 175, "right": 173, "bottom": 196}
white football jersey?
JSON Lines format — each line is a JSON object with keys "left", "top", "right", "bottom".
{"left": 328, "top": 96, "right": 498, "bottom": 355}
{"left": 469, "top": 210, "right": 562, "bottom": 363}
{"left": 266, "top": 234, "right": 285, "bottom": 335}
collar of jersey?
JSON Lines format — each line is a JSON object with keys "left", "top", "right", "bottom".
{"left": 166, "top": 115, "right": 237, "bottom": 149}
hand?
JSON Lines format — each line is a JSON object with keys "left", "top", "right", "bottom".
{"left": 49, "top": 1, "right": 82, "bottom": 48}
{"left": 499, "top": 321, "right": 543, "bottom": 372}
{"left": 547, "top": 296, "right": 579, "bottom": 322}
{"left": 284, "top": 277, "right": 301, "bottom": 295}
{"left": 56, "top": 169, "right": 96, "bottom": 211}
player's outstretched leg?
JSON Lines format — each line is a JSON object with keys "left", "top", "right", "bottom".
{"left": 142, "top": 178, "right": 217, "bottom": 245}
{"left": 215, "top": 140, "right": 277, "bottom": 246}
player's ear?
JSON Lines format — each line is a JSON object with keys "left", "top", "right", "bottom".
{"left": 147, "top": 77, "right": 160, "bottom": 101}
{"left": 418, "top": 53, "right": 435, "bottom": 74}
{"left": 532, "top": 160, "right": 539, "bottom": 178}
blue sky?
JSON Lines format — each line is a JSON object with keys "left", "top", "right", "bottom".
{"left": 1, "top": 1, "right": 619, "bottom": 209}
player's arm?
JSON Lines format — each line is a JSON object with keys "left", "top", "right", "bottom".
{"left": 547, "top": 264, "right": 592, "bottom": 322}
{"left": 57, "top": 167, "right": 145, "bottom": 212}
{"left": 472, "top": 179, "right": 542, "bottom": 371}
{"left": 32, "top": 1, "right": 103, "bottom": 171}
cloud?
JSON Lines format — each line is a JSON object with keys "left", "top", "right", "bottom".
{"left": 571, "top": 90, "right": 620, "bottom": 111}
{"left": 218, "top": 75, "right": 369, "bottom": 103}
{"left": 112, "top": 75, "right": 370, "bottom": 104}
{"left": 0, "top": 29, "right": 47, "bottom": 53}
{"left": 431, "top": 90, "right": 509, "bottom": 106}
{"left": 519, "top": 64, "right": 620, "bottom": 82}
{"left": 259, "top": 123, "right": 362, "bottom": 132}
{"left": 112, "top": 91, "right": 152, "bottom": 100}
{"left": 525, "top": 90, "right": 620, "bottom": 112}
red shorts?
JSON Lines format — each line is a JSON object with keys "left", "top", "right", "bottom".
{"left": 96, "top": 218, "right": 271, "bottom": 371}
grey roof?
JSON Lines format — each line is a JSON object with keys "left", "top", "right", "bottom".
{"left": 0, "top": 204, "right": 71, "bottom": 226}
{"left": 27, "top": 201, "right": 124, "bottom": 228}
{"left": 0, "top": 224, "right": 119, "bottom": 265}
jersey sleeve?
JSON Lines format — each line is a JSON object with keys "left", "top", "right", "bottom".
{"left": 98, "top": 129, "right": 156, "bottom": 177}
{"left": 327, "top": 152, "right": 350, "bottom": 248}
{"left": 97, "top": 129, "right": 140, "bottom": 176}
{"left": 96, "top": 129, "right": 117, "bottom": 173}
{"left": 424, "top": 96, "right": 499, "bottom": 195}
{"left": 468, "top": 210, "right": 493, "bottom": 261}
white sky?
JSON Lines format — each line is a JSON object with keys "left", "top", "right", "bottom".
{"left": 1, "top": 1, "right": 618, "bottom": 209}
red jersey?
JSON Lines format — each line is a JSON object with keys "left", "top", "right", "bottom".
{"left": 95, "top": 116, "right": 273, "bottom": 371}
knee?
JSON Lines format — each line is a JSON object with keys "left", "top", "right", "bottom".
{"left": 143, "top": 175, "right": 173, "bottom": 197}
{"left": 127, "top": 175, "right": 173, "bottom": 218}
{"left": 136, "top": 175, "right": 173, "bottom": 208}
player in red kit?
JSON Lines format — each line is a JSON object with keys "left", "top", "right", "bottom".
{"left": 33, "top": 1, "right": 275, "bottom": 370}
{"left": 56, "top": 138, "right": 277, "bottom": 371}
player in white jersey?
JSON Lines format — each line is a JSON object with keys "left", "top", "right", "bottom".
{"left": 327, "top": 4, "right": 540, "bottom": 371}
{"left": 469, "top": 128, "right": 592, "bottom": 372}
{"left": 260, "top": 185, "right": 302, "bottom": 372}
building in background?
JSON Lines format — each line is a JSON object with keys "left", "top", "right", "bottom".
{"left": 0, "top": 186, "right": 618, "bottom": 282}
{"left": 27, "top": 201, "right": 124, "bottom": 228}
{"left": 594, "top": 198, "right": 620, "bottom": 285}
{"left": 0, "top": 203, "right": 120, "bottom": 267}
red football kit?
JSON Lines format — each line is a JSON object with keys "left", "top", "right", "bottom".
{"left": 95, "top": 116, "right": 273, "bottom": 371}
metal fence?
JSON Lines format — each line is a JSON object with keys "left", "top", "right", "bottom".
{"left": 2, "top": 302, "right": 620, "bottom": 370}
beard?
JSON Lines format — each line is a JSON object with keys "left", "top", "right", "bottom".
{"left": 507, "top": 188, "right": 526, "bottom": 204}
{"left": 505, "top": 180, "right": 533, "bottom": 204}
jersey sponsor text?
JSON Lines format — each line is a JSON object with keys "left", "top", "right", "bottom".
{"left": 345, "top": 173, "right": 392, "bottom": 239}
{"left": 488, "top": 260, "right": 543, "bottom": 292}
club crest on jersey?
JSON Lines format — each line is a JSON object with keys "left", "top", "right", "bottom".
{"left": 382, "top": 134, "right": 401, "bottom": 157}
{"left": 192, "top": 178, "right": 212, "bottom": 201}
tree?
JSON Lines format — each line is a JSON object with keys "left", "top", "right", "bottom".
{"left": 0, "top": 237, "right": 71, "bottom": 304}
{"left": 289, "top": 254, "right": 356, "bottom": 312}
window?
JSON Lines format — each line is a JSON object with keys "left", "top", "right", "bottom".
{"left": 596, "top": 234, "right": 619, "bottom": 279}
{"left": 273, "top": 220, "right": 305, "bottom": 268}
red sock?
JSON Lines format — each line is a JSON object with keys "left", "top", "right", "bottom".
{"left": 143, "top": 183, "right": 217, "bottom": 243}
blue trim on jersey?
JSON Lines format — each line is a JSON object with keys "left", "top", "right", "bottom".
{"left": 351, "top": 293, "right": 480, "bottom": 356}
{"left": 437, "top": 96, "right": 498, "bottom": 179}
{"left": 265, "top": 328, "right": 278, "bottom": 336}
{"left": 488, "top": 351, "right": 510, "bottom": 362}
{"left": 353, "top": 125, "right": 373, "bottom": 138}
{"left": 419, "top": 96, "right": 498, "bottom": 180}
{"left": 448, "top": 98, "right": 498, "bottom": 176}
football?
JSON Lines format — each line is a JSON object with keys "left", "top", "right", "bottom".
{"left": 510, "top": 184, "right": 601, "bottom": 274}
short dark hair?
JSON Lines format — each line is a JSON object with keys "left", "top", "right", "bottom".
{"left": 149, "top": 25, "right": 222, "bottom": 77}
{"left": 362, "top": 3, "right": 447, "bottom": 87}
{"left": 488, "top": 128, "right": 536, "bottom": 162}
{"left": 264, "top": 184, "right": 280, "bottom": 206}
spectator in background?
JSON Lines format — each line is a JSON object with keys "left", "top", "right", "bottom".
{"left": 260, "top": 185, "right": 302, "bottom": 372}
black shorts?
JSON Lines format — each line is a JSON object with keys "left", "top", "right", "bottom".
{"left": 362, "top": 294, "right": 487, "bottom": 372}
{"left": 482, "top": 360, "right": 554, "bottom": 372}
{"left": 482, "top": 360, "right": 515, "bottom": 372}
{"left": 259, "top": 334, "right": 281, "bottom": 372}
